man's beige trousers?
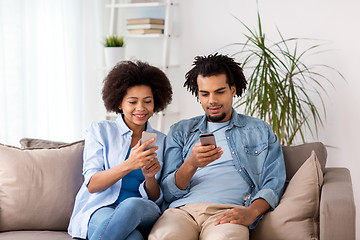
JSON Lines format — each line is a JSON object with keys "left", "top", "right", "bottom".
{"left": 148, "top": 203, "right": 249, "bottom": 240}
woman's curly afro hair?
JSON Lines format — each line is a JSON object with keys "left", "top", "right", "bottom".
{"left": 184, "top": 53, "right": 247, "bottom": 97}
{"left": 102, "top": 60, "right": 173, "bottom": 114}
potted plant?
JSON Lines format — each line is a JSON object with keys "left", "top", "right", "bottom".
{"left": 225, "top": 10, "right": 344, "bottom": 146}
{"left": 103, "top": 35, "right": 125, "bottom": 68}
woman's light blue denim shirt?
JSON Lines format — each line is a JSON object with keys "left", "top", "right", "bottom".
{"left": 68, "top": 115, "right": 165, "bottom": 239}
{"left": 161, "top": 109, "right": 286, "bottom": 229}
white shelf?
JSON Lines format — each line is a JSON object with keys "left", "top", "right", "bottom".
{"left": 105, "top": 0, "right": 178, "bottom": 131}
{"left": 106, "top": 2, "right": 166, "bottom": 8}
{"left": 125, "top": 34, "right": 178, "bottom": 38}
{"left": 125, "top": 33, "right": 165, "bottom": 38}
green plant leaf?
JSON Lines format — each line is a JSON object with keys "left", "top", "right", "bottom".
{"left": 224, "top": 8, "right": 345, "bottom": 145}
{"left": 103, "top": 35, "right": 125, "bottom": 47}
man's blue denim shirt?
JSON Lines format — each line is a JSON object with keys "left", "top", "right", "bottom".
{"left": 161, "top": 109, "right": 286, "bottom": 229}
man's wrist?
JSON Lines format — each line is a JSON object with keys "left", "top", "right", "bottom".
{"left": 183, "top": 156, "right": 198, "bottom": 172}
{"left": 247, "top": 198, "right": 270, "bottom": 219}
{"left": 174, "top": 158, "right": 197, "bottom": 190}
{"left": 247, "top": 205, "right": 261, "bottom": 220}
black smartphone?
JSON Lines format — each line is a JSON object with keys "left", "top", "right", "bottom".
{"left": 141, "top": 131, "right": 157, "bottom": 150}
{"left": 200, "top": 133, "right": 216, "bottom": 147}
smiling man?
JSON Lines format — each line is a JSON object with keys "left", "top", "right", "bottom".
{"left": 149, "top": 53, "right": 286, "bottom": 240}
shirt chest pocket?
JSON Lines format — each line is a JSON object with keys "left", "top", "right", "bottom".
{"left": 244, "top": 143, "right": 268, "bottom": 175}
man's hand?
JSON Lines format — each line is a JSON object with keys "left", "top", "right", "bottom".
{"left": 214, "top": 207, "right": 258, "bottom": 226}
{"left": 214, "top": 199, "right": 271, "bottom": 226}
{"left": 187, "top": 142, "right": 222, "bottom": 168}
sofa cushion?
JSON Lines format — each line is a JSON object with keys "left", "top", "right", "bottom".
{"left": 0, "top": 141, "right": 84, "bottom": 231}
{"left": 282, "top": 142, "right": 327, "bottom": 181}
{"left": 250, "top": 151, "right": 323, "bottom": 240}
{"left": 0, "top": 230, "right": 72, "bottom": 240}
{"left": 19, "top": 138, "right": 69, "bottom": 149}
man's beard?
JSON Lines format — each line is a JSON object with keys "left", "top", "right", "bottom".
{"left": 207, "top": 112, "right": 226, "bottom": 122}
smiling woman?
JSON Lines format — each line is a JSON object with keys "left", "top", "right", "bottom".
{"left": 0, "top": 0, "right": 103, "bottom": 146}
{"left": 68, "top": 60, "right": 173, "bottom": 239}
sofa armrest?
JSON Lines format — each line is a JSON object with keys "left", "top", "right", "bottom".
{"left": 320, "top": 167, "right": 356, "bottom": 240}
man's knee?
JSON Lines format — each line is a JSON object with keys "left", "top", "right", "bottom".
{"left": 149, "top": 208, "right": 199, "bottom": 240}
{"left": 201, "top": 223, "right": 249, "bottom": 240}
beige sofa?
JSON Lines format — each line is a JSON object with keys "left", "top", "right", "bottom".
{"left": 0, "top": 139, "right": 356, "bottom": 240}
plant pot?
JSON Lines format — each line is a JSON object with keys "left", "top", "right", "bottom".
{"left": 104, "top": 47, "right": 125, "bottom": 69}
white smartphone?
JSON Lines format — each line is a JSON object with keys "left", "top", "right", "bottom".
{"left": 200, "top": 133, "right": 216, "bottom": 147}
{"left": 141, "top": 131, "right": 157, "bottom": 150}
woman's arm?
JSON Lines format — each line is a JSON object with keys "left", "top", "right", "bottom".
{"left": 87, "top": 161, "right": 133, "bottom": 193}
{"left": 88, "top": 139, "right": 158, "bottom": 193}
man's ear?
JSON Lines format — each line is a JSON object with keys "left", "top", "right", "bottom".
{"left": 231, "top": 85, "right": 236, "bottom": 97}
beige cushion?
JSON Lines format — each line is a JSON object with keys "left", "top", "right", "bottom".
{"left": 0, "top": 141, "right": 84, "bottom": 231}
{"left": 251, "top": 151, "right": 324, "bottom": 240}
{"left": 0, "top": 230, "right": 72, "bottom": 239}
{"left": 19, "top": 138, "right": 69, "bottom": 149}
{"left": 282, "top": 142, "right": 326, "bottom": 181}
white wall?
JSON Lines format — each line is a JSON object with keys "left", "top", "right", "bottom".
{"left": 156, "top": 0, "right": 359, "bottom": 238}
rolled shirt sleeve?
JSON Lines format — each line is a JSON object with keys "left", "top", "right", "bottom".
{"left": 251, "top": 123, "right": 286, "bottom": 209}
{"left": 161, "top": 124, "right": 192, "bottom": 204}
{"left": 82, "top": 124, "right": 106, "bottom": 187}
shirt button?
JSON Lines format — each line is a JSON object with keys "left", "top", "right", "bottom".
{"left": 239, "top": 169, "right": 242, "bottom": 172}
{"left": 232, "top": 151, "right": 235, "bottom": 154}
{"left": 251, "top": 185, "right": 254, "bottom": 188}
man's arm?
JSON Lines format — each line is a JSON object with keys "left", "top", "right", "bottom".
{"left": 214, "top": 123, "right": 286, "bottom": 227}
{"left": 161, "top": 128, "right": 222, "bottom": 203}
{"left": 175, "top": 143, "right": 222, "bottom": 190}
{"left": 251, "top": 124, "right": 286, "bottom": 209}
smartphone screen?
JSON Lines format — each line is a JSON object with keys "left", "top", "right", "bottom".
{"left": 200, "top": 133, "right": 216, "bottom": 147}
{"left": 141, "top": 131, "right": 157, "bottom": 150}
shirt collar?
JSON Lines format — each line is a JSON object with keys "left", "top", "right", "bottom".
{"left": 192, "top": 108, "right": 245, "bottom": 133}
{"left": 145, "top": 121, "right": 154, "bottom": 132}
{"left": 116, "top": 114, "right": 131, "bottom": 135}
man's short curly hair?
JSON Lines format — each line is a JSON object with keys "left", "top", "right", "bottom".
{"left": 102, "top": 60, "right": 172, "bottom": 114}
{"left": 184, "top": 53, "right": 247, "bottom": 97}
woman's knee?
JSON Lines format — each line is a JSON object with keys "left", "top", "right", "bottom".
{"left": 116, "top": 197, "right": 160, "bottom": 218}
{"left": 120, "top": 197, "right": 146, "bottom": 208}
{"left": 120, "top": 198, "right": 158, "bottom": 210}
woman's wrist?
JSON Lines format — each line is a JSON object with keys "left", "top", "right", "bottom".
{"left": 144, "top": 176, "right": 160, "bottom": 201}
{"left": 144, "top": 175, "right": 157, "bottom": 184}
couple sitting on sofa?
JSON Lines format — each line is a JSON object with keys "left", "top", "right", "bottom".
{"left": 68, "top": 54, "right": 286, "bottom": 240}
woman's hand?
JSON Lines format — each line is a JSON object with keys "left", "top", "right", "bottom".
{"left": 126, "top": 139, "right": 158, "bottom": 171}
{"left": 143, "top": 158, "right": 161, "bottom": 201}
{"left": 142, "top": 158, "right": 161, "bottom": 178}
{"left": 87, "top": 136, "right": 159, "bottom": 194}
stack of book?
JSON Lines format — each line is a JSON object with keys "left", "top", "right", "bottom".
{"left": 130, "top": 0, "right": 154, "bottom": 2}
{"left": 126, "top": 18, "right": 165, "bottom": 35}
